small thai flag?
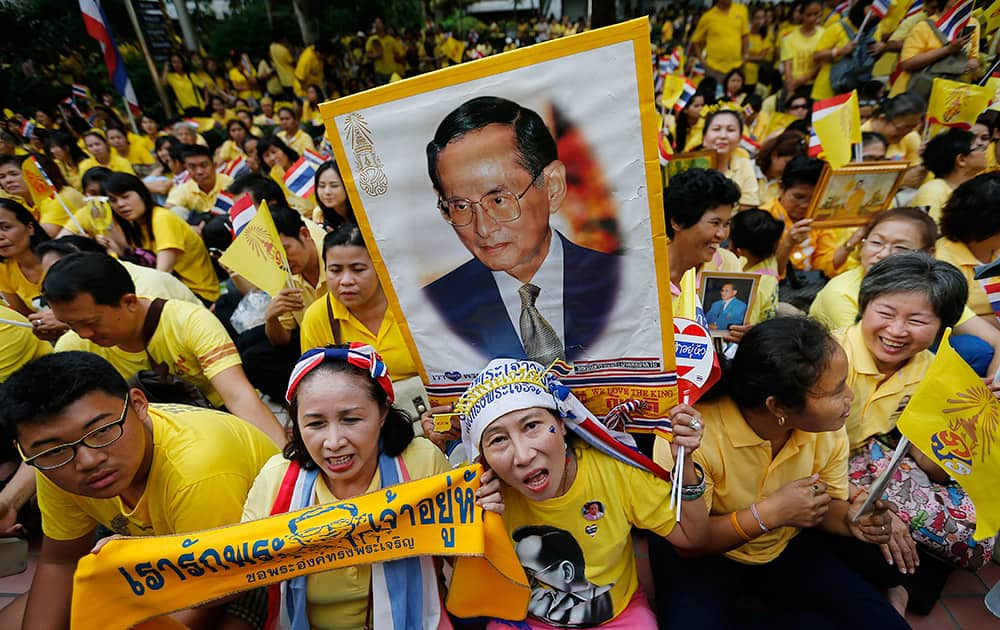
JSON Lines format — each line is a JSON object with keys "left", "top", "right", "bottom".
{"left": 219, "top": 156, "right": 250, "bottom": 179}
{"left": 740, "top": 134, "right": 761, "bottom": 156}
{"left": 318, "top": 137, "right": 334, "bottom": 159}
{"left": 229, "top": 194, "right": 256, "bottom": 237}
{"left": 302, "top": 148, "right": 327, "bottom": 167}
{"left": 870, "top": 0, "right": 891, "bottom": 19}
{"left": 834, "top": 0, "right": 850, "bottom": 16}
{"left": 283, "top": 156, "right": 318, "bottom": 199}
{"left": 173, "top": 170, "right": 191, "bottom": 186}
{"left": 19, "top": 120, "right": 35, "bottom": 139}
{"left": 72, "top": 83, "right": 90, "bottom": 99}
{"left": 980, "top": 277, "right": 1000, "bottom": 318}
{"left": 905, "top": 0, "right": 924, "bottom": 19}
{"left": 690, "top": 59, "right": 706, "bottom": 78}
{"left": 674, "top": 79, "right": 697, "bottom": 113}
{"left": 808, "top": 127, "right": 823, "bottom": 157}
{"left": 658, "top": 133, "right": 672, "bottom": 166}
{"left": 936, "top": 0, "right": 974, "bottom": 41}
{"left": 211, "top": 190, "right": 234, "bottom": 216}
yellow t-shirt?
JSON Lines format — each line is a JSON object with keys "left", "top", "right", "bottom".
{"left": 216, "top": 139, "right": 245, "bottom": 164}
{"left": 781, "top": 27, "right": 825, "bottom": 84}
{"left": 55, "top": 299, "right": 240, "bottom": 408}
{"left": 0, "top": 259, "right": 42, "bottom": 312}
{"left": 691, "top": 6, "right": 750, "bottom": 74}
{"left": 890, "top": 19, "right": 979, "bottom": 97}
{"left": 38, "top": 403, "right": 277, "bottom": 540}
{"left": 294, "top": 46, "right": 323, "bottom": 97}
{"left": 366, "top": 34, "right": 398, "bottom": 76}
{"left": 78, "top": 153, "right": 135, "bottom": 176}
{"left": 278, "top": 128, "right": 316, "bottom": 156}
{"left": 654, "top": 396, "right": 849, "bottom": 564}
{"left": 120, "top": 260, "right": 202, "bottom": 304}
{"left": 812, "top": 21, "right": 853, "bottom": 100}
{"left": 936, "top": 236, "right": 993, "bottom": 317}
{"left": 165, "top": 72, "right": 204, "bottom": 111}
{"left": 911, "top": 178, "right": 953, "bottom": 223}
{"left": 503, "top": 443, "right": 676, "bottom": 626}
{"left": 724, "top": 155, "right": 761, "bottom": 207}
{"left": 36, "top": 187, "right": 85, "bottom": 230}
{"left": 0, "top": 305, "right": 51, "bottom": 380}
{"left": 117, "top": 143, "right": 155, "bottom": 166}
{"left": 300, "top": 295, "right": 419, "bottom": 381}
{"left": 301, "top": 101, "right": 324, "bottom": 126}
{"left": 241, "top": 439, "right": 448, "bottom": 630}
{"left": 165, "top": 172, "right": 233, "bottom": 215}
{"left": 270, "top": 42, "right": 295, "bottom": 88}
{"left": 228, "top": 67, "right": 254, "bottom": 100}
{"left": 146, "top": 206, "right": 220, "bottom": 302}
{"left": 745, "top": 32, "right": 769, "bottom": 85}
{"left": 836, "top": 324, "right": 933, "bottom": 450}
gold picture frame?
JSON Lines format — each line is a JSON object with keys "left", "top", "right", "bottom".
{"left": 698, "top": 271, "right": 760, "bottom": 338}
{"left": 665, "top": 149, "right": 717, "bottom": 181}
{"left": 806, "top": 161, "right": 908, "bottom": 228}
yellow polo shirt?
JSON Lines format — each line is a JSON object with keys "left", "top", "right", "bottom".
{"left": 165, "top": 172, "right": 233, "bottom": 215}
{"left": 78, "top": 153, "right": 135, "bottom": 176}
{"left": 836, "top": 324, "right": 933, "bottom": 450}
{"left": 780, "top": 27, "right": 825, "bottom": 84}
{"left": 861, "top": 121, "right": 921, "bottom": 166}
{"left": 911, "top": 178, "right": 953, "bottom": 223}
{"left": 653, "top": 396, "right": 849, "bottom": 564}
{"left": 299, "top": 295, "right": 418, "bottom": 381}
{"left": 277, "top": 128, "right": 316, "bottom": 156}
{"left": 241, "top": 438, "right": 448, "bottom": 630}
{"left": 690, "top": 6, "right": 750, "bottom": 74}
{"left": 0, "top": 305, "right": 51, "bottom": 381}
{"left": 55, "top": 299, "right": 240, "bottom": 408}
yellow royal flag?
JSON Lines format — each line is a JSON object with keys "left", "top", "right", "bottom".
{"left": 764, "top": 112, "right": 798, "bottom": 140}
{"left": 21, "top": 156, "right": 55, "bottom": 203}
{"left": 218, "top": 200, "right": 289, "bottom": 297}
{"left": 897, "top": 329, "right": 1000, "bottom": 541}
{"left": 928, "top": 78, "right": 993, "bottom": 132}
{"left": 70, "top": 465, "right": 529, "bottom": 628}
{"left": 986, "top": 0, "right": 1000, "bottom": 34}
{"left": 662, "top": 75, "right": 688, "bottom": 112}
{"left": 812, "top": 91, "right": 862, "bottom": 169}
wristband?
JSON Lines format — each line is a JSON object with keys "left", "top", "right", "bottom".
{"left": 680, "top": 462, "right": 707, "bottom": 501}
{"left": 750, "top": 502, "right": 770, "bottom": 534}
{"left": 731, "top": 511, "right": 752, "bottom": 541}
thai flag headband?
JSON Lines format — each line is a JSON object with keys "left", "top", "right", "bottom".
{"left": 286, "top": 344, "right": 394, "bottom": 404}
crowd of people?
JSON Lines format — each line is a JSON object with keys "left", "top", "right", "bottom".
{"left": 0, "top": 1, "right": 998, "bottom": 628}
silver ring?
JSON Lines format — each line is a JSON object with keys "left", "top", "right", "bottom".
{"left": 689, "top": 418, "right": 702, "bottom": 432}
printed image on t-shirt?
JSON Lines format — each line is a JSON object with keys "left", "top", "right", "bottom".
{"left": 513, "top": 524, "right": 614, "bottom": 627}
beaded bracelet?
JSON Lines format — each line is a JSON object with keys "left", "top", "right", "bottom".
{"left": 750, "top": 503, "right": 770, "bottom": 534}
{"left": 680, "top": 462, "right": 707, "bottom": 501}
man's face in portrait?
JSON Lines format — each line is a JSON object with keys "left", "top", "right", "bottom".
{"left": 434, "top": 123, "right": 566, "bottom": 283}
{"left": 720, "top": 283, "right": 736, "bottom": 301}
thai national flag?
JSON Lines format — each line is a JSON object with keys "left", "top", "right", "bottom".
{"left": 673, "top": 79, "right": 697, "bottom": 113}
{"left": 834, "top": 0, "right": 850, "bottom": 16}
{"left": 71, "top": 83, "right": 90, "bottom": 100}
{"left": 79, "top": 0, "right": 140, "bottom": 115}
{"left": 219, "top": 156, "right": 250, "bottom": 179}
{"left": 172, "top": 170, "right": 190, "bottom": 186}
{"left": 283, "top": 156, "right": 318, "bottom": 199}
{"left": 211, "top": 190, "right": 234, "bottom": 216}
{"left": 229, "top": 194, "right": 256, "bottom": 237}
{"left": 302, "top": 148, "right": 327, "bottom": 167}
{"left": 980, "top": 277, "right": 1000, "bottom": 318}
{"left": 740, "top": 134, "right": 761, "bottom": 156}
{"left": 658, "top": 133, "right": 672, "bottom": 166}
{"left": 905, "top": 0, "right": 924, "bottom": 19}
{"left": 870, "top": 0, "right": 891, "bottom": 18}
{"left": 19, "top": 120, "right": 35, "bottom": 139}
{"left": 808, "top": 127, "right": 823, "bottom": 157}
{"left": 936, "top": 0, "right": 974, "bottom": 41}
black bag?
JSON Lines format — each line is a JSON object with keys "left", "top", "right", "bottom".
{"left": 778, "top": 263, "right": 828, "bottom": 313}
{"left": 829, "top": 20, "right": 876, "bottom": 94}
{"left": 126, "top": 298, "right": 212, "bottom": 407}
{"left": 906, "top": 20, "right": 969, "bottom": 99}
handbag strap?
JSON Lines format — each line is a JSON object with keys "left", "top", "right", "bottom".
{"left": 325, "top": 294, "right": 342, "bottom": 345}
{"left": 140, "top": 298, "right": 168, "bottom": 366}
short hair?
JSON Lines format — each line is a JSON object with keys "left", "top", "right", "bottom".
{"left": 940, "top": 172, "right": 1000, "bottom": 243}
{"left": 730, "top": 209, "right": 784, "bottom": 259}
{"left": 511, "top": 525, "right": 586, "bottom": 577}
{"left": 36, "top": 234, "right": 106, "bottom": 260}
{"left": 861, "top": 131, "right": 888, "bottom": 150}
{"left": 43, "top": 252, "right": 135, "bottom": 306}
{"left": 780, "top": 155, "right": 825, "bottom": 189}
{"left": 0, "top": 154, "right": 24, "bottom": 170}
{"left": 863, "top": 206, "right": 938, "bottom": 250}
{"left": 180, "top": 144, "right": 212, "bottom": 161}
{"left": 426, "top": 96, "right": 557, "bottom": 196}
{"left": 756, "top": 130, "right": 806, "bottom": 175}
{"left": 322, "top": 223, "right": 366, "bottom": 260}
{"left": 228, "top": 173, "right": 288, "bottom": 207}
{"left": 0, "top": 351, "right": 128, "bottom": 433}
{"left": 662, "top": 168, "right": 740, "bottom": 238}
{"left": 284, "top": 352, "right": 414, "bottom": 467}
{"left": 728, "top": 317, "right": 839, "bottom": 411}
{"left": 875, "top": 91, "right": 927, "bottom": 121}
{"left": 270, "top": 204, "right": 306, "bottom": 239}
{"left": 922, "top": 129, "right": 973, "bottom": 178}
{"left": 859, "top": 252, "right": 967, "bottom": 334}
{"left": 0, "top": 198, "right": 49, "bottom": 261}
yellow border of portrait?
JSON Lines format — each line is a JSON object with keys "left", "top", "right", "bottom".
{"left": 698, "top": 271, "right": 760, "bottom": 338}
{"left": 805, "top": 161, "right": 908, "bottom": 229}
{"left": 319, "top": 18, "right": 673, "bottom": 400}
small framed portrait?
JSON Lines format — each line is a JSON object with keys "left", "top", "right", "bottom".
{"left": 665, "top": 150, "right": 717, "bottom": 181}
{"left": 806, "top": 161, "right": 908, "bottom": 228}
{"left": 699, "top": 271, "right": 759, "bottom": 337}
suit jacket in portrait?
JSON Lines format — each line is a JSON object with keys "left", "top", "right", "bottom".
{"left": 706, "top": 297, "right": 747, "bottom": 331}
{"left": 423, "top": 232, "right": 619, "bottom": 361}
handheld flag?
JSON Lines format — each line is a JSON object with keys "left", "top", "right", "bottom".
{"left": 896, "top": 328, "right": 1000, "bottom": 540}
{"left": 980, "top": 277, "right": 1000, "bottom": 318}
{"left": 218, "top": 200, "right": 289, "bottom": 296}
{"left": 905, "top": 0, "right": 925, "bottom": 19}
{"left": 658, "top": 132, "right": 672, "bottom": 166}
{"left": 172, "top": 170, "right": 191, "bottom": 186}
{"left": 19, "top": 120, "right": 36, "bottom": 139}
{"left": 927, "top": 78, "right": 993, "bottom": 131}
{"left": 228, "top": 193, "right": 256, "bottom": 237}
{"left": 79, "top": 0, "right": 140, "bottom": 116}
{"left": 21, "top": 156, "right": 56, "bottom": 201}
{"left": 739, "top": 134, "right": 761, "bottom": 157}
{"left": 667, "top": 77, "right": 697, "bottom": 113}
{"left": 871, "top": 0, "right": 892, "bottom": 18}
{"left": 71, "top": 83, "right": 90, "bottom": 100}
{"left": 282, "top": 156, "right": 318, "bottom": 199}
{"left": 302, "top": 148, "right": 327, "bottom": 167}
{"left": 211, "top": 190, "right": 234, "bottom": 217}
{"left": 935, "top": 0, "right": 975, "bottom": 41}
{"left": 218, "top": 156, "right": 250, "bottom": 180}
{"left": 811, "top": 91, "right": 862, "bottom": 168}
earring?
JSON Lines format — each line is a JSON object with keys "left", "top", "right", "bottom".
{"left": 777, "top": 416, "right": 786, "bottom": 426}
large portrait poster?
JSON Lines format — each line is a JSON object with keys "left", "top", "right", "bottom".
{"left": 321, "top": 19, "right": 677, "bottom": 416}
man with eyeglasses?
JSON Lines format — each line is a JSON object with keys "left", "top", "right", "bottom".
{"left": 423, "top": 96, "right": 619, "bottom": 364}
{"left": 0, "top": 351, "right": 277, "bottom": 629}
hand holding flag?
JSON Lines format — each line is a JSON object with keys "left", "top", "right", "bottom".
{"left": 218, "top": 200, "right": 291, "bottom": 296}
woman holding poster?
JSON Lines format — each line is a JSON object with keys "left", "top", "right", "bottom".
{"left": 457, "top": 358, "right": 708, "bottom": 629}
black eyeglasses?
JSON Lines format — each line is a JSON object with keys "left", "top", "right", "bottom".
{"left": 17, "top": 394, "right": 130, "bottom": 470}
{"left": 437, "top": 172, "right": 542, "bottom": 227}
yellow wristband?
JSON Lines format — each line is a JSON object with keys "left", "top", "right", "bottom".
{"left": 731, "top": 511, "right": 753, "bottom": 542}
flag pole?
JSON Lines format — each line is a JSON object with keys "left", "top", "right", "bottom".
{"left": 854, "top": 10, "right": 872, "bottom": 42}
{"left": 53, "top": 191, "right": 86, "bottom": 235}
{"left": 122, "top": 96, "right": 139, "bottom": 134}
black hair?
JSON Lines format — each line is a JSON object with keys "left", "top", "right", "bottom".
{"left": 861, "top": 130, "right": 888, "bottom": 150}
{"left": 180, "top": 143, "right": 212, "bottom": 161}
{"left": 0, "top": 351, "right": 129, "bottom": 433}
{"left": 43, "top": 252, "right": 136, "bottom": 306}
{"left": 322, "top": 223, "right": 367, "bottom": 261}
{"left": 314, "top": 161, "right": 356, "bottom": 229}
{"left": 104, "top": 172, "right": 155, "bottom": 248}
{"left": 81, "top": 166, "right": 113, "bottom": 194}
{"left": 0, "top": 154, "right": 23, "bottom": 170}
{"left": 511, "top": 525, "right": 586, "bottom": 578}
{"left": 780, "top": 155, "right": 825, "bottom": 189}
{"left": 863, "top": 206, "right": 938, "bottom": 250}
{"left": 0, "top": 198, "right": 49, "bottom": 262}
{"left": 730, "top": 209, "right": 784, "bottom": 259}
{"left": 922, "top": 128, "right": 973, "bottom": 178}
{"left": 36, "top": 234, "right": 106, "bottom": 260}
{"left": 270, "top": 204, "right": 306, "bottom": 239}
{"left": 257, "top": 134, "right": 300, "bottom": 167}
{"left": 756, "top": 130, "right": 807, "bottom": 177}
{"left": 46, "top": 131, "right": 87, "bottom": 166}
{"left": 723, "top": 68, "right": 746, "bottom": 97}
{"left": 703, "top": 108, "right": 744, "bottom": 137}
{"left": 227, "top": 173, "right": 288, "bottom": 207}
{"left": 663, "top": 168, "right": 740, "bottom": 238}
{"left": 940, "top": 172, "right": 1000, "bottom": 244}
{"left": 226, "top": 118, "right": 252, "bottom": 140}
{"left": 284, "top": 352, "right": 415, "bottom": 467}
{"left": 729, "top": 317, "right": 839, "bottom": 411}
{"left": 875, "top": 91, "right": 927, "bottom": 121}
{"left": 675, "top": 92, "right": 707, "bottom": 152}
{"left": 426, "top": 96, "right": 557, "bottom": 196}
{"left": 859, "top": 252, "right": 967, "bottom": 337}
